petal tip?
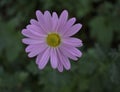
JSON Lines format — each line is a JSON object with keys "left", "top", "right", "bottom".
{"left": 58, "top": 69, "right": 63, "bottom": 72}
{"left": 62, "top": 10, "right": 68, "bottom": 15}
{"left": 79, "top": 23, "right": 82, "bottom": 29}
{"left": 28, "top": 53, "right": 34, "bottom": 58}
{"left": 21, "top": 29, "right": 26, "bottom": 35}
{"left": 22, "top": 39, "right": 26, "bottom": 44}
{"left": 52, "top": 65, "right": 57, "bottom": 69}
{"left": 63, "top": 10, "right": 68, "bottom": 13}
{"left": 38, "top": 65, "right": 44, "bottom": 70}
{"left": 36, "top": 10, "right": 40, "bottom": 14}
{"left": 79, "top": 52, "right": 82, "bottom": 57}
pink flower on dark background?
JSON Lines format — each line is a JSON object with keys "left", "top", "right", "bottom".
{"left": 22, "top": 10, "right": 83, "bottom": 72}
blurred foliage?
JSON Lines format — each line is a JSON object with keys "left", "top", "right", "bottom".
{"left": 0, "top": 0, "right": 120, "bottom": 92}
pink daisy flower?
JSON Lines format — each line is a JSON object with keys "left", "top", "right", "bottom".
{"left": 22, "top": 10, "right": 83, "bottom": 72}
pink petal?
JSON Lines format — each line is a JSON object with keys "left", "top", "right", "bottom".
{"left": 37, "top": 47, "right": 50, "bottom": 69}
{"left": 30, "top": 19, "right": 46, "bottom": 34}
{"left": 36, "top": 52, "right": 43, "bottom": 64}
{"left": 36, "top": 10, "right": 48, "bottom": 33}
{"left": 36, "top": 10, "right": 44, "bottom": 22}
{"left": 50, "top": 48, "right": 58, "bottom": 69}
{"left": 60, "top": 18, "right": 76, "bottom": 35}
{"left": 57, "top": 48, "right": 71, "bottom": 70}
{"left": 59, "top": 10, "right": 68, "bottom": 25}
{"left": 22, "top": 38, "right": 44, "bottom": 44}
{"left": 30, "top": 19, "right": 40, "bottom": 27}
{"left": 26, "top": 25, "right": 45, "bottom": 36}
{"left": 61, "top": 44, "right": 82, "bottom": 58}
{"left": 44, "top": 11, "right": 52, "bottom": 32}
{"left": 59, "top": 46, "right": 78, "bottom": 60}
{"left": 22, "top": 29, "right": 39, "bottom": 39}
{"left": 70, "top": 48, "right": 82, "bottom": 57}
{"left": 62, "top": 37, "right": 83, "bottom": 47}
{"left": 57, "top": 61, "right": 63, "bottom": 72}
{"left": 57, "top": 10, "right": 68, "bottom": 33}
{"left": 25, "top": 44, "right": 42, "bottom": 53}
{"left": 52, "top": 12, "right": 59, "bottom": 32}
{"left": 26, "top": 44, "right": 48, "bottom": 57}
{"left": 64, "top": 23, "right": 82, "bottom": 37}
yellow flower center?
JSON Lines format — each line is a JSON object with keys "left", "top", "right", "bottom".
{"left": 46, "top": 33, "right": 61, "bottom": 47}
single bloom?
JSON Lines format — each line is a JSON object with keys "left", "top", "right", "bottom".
{"left": 22, "top": 10, "right": 83, "bottom": 72}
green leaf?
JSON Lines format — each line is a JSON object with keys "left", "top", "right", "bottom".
{"left": 89, "top": 16, "right": 113, "bottom": 47}
{"left": 26, "top": 61, "right": 39, "bottom": 75}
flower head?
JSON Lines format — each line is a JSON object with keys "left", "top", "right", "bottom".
{"left": 22, "top": 10, "right": 83, "bottom": 72}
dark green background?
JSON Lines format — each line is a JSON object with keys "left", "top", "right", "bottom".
{"left": 0, "top": 0, "right": 120, "bottom": 92}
